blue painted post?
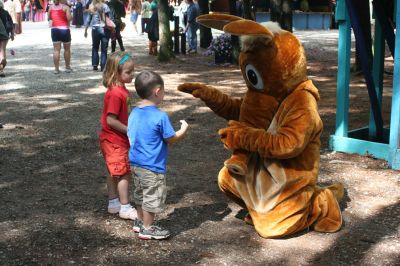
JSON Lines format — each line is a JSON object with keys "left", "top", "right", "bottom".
{"left": 389, "top": 0, "right": 400, "bottom": 169}
{"left": 334, "top": 0, "right": 351, "bottom": 138}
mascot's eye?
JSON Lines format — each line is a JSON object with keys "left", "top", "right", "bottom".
{"left": 245, "top": 64, "right": 264, "bottom": 90}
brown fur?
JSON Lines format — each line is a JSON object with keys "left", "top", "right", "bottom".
{"left": 178, "top": 15, "right": 343, "bottom": 238}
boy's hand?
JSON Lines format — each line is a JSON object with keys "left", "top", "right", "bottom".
{"left": 180, "top": 120, "right": 189, "bottom": 132}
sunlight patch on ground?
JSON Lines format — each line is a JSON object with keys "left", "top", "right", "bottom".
{"left": 313, "top": 76, "right": 333, "bottom": 82}
{"left": 0, "top": 180, "right": 19, "bottom": 189}
{"left": 163, "top": 104, "right": 187, "bottom": 112}
{"left": 37, "top": 100, "right": 61, "bottom": 105}
{"left": 0, "top": 123, "right": 32, "bottom": 130}
{"left": 361, "top": 238, "right": 400, "bottom": 265}
{"left": 0, "top": 224, "right": 28, "bottom": 241}
{"left": 0, "top": 82, "right": 27, "bottom": 91}
{"left": 43, "top": 102, "right": 87, "bottom": 113}
{"left": 37, "top": 164, "right": 62, "bottom": 174}
{"left": 194, "top": 106, "right": 213, "bottom": 113}
{"left": 79, "top": 87, "right": 106, "bottom": 95}
{"left": 36, "top": 94, "right": 69, "bottom": 99}
{"left": 66, "top": 134, "right": 91, "bottom": 141}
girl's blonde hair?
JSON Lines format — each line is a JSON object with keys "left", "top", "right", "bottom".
{"left": 102, "top": 52, "right": 135, "bottom": 88}
{"left": 89, "top": 0, "right": 103, "bottom": 13}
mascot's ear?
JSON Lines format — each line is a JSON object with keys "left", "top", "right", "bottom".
{"left": 196, "top": 14, "right": 243, "bottom": 31}
{"left": 223, "top": 20, "right": 273, "bottom": 39}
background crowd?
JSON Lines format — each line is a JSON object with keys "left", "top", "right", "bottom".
{"left": 0, "top": 0, "right": 201, "bottom": 77}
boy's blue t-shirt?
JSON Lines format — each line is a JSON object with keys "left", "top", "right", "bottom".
{"left": 127, "top": 105, "right": 176, "bottom": 173}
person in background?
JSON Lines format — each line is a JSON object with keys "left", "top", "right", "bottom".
{"left": 4, "top": 0, "right": 19, "bottom": 32}
{"left": 0, "top": 0, "right": 14, "bottom": 77}
{"left": 145, "top": 0, "right": 157, "bottom": 55}
{"left": 23, "top": 0, "right": 30, "bottom": 21}
{"left": 72, "top": 0, "right": 84, "bottom": 27}
{"left": 100, "top": 52, "right": 138, "bottom": 221}
{"left": 84, "top": 0, "right": 112, "bottom": 71}
{"left": 140, "top": 0, "right": 150, "bottom": 35}
{"left": 235, "top": 0, "right": 244, "bottom": 18}
{"left": 128, "top": 0, "right": 140, "bottom": 34}
{"left": 48, "top": 0, "right": 72, "bottom": 74}
{"left": 177, "top": 0, "right": 187, "bottom": 32}
{"left": 107, "top": 0, "right": 125, "bottom": 52}
{"left": 128, "top": 70, "right": 189, "bottom": 240}
{"left": 183, "top": 0, "right": 199, "bottom": 54}
{"left": 32, "top": 0, "right": 43, "bottom": 22}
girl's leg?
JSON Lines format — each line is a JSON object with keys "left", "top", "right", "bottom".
{"left": 116, "top": 27, "right": 124, "bottom": 51}
{"left": 106, "top": 175, "right": 120, "bottom": 214}
{"left": 0, "top": 40, "right": 8, "bottom": 70}
{"left": 99, "top": 31, "right": 109, "bottom": 71}
{"left": 117, "top": 174, "right": 130, "bottom": 205}
{"left": 118, "top": 173, "right": 137, "bottom": 219}
{"left": 91, "top": 28, "right": 100, "bottom": 68}
{"left": 53, "top": 42, "right": 61, "bottom": 73}
{"left": 63, "top": 42, "right": 71, "bottom": 69}
{"left": 106, "top": 175, "right": 119, "bottom": 199}
{"left": 141, "top": 18, "right": 145, "bottom": 34}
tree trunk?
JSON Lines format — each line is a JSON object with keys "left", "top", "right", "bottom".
{"left": 352, "top": 0, "right": 372, "bottom": 73}
{"left": 198, "top": 0, "right": 212, "bottom": 48}
{"left": 158, "top": 0, "right": 174, "bottom": 62}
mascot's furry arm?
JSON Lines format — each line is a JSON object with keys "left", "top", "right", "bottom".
{"left": 178, "top": 83, "right": 242, "bottom": 121}
{"left": 219, "top": 89, "right": 321, "bottom": 159}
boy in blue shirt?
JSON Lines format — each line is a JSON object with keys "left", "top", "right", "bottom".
{"left": 127, "top": 70, "right": 189, "bottom": 240}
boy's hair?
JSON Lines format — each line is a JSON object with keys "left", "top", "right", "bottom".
{"left": 134, "top": 71, "right": 164, "bottom": 99}
{"left": 102, "top": 52, "right": 134, "bottom": 88}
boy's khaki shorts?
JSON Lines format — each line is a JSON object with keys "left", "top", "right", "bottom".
{"left": 132, "top": 166, "right": 167, "bottom": 213}
{"left": 100, "top": 140, "right": 131, "bottom": 177}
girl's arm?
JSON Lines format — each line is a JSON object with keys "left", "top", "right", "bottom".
{"left": 106, "top": 114, "right": 127, "bottom": 134}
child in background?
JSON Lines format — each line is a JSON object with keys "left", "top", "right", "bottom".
{"left": 145, "top": 0, "right": 158, "bottom": 55}
{"left": 99, "top": 52, "right": 137, "bottom": 220}
{"left": 127, "top": 71, "right": 189, "bottom": 240}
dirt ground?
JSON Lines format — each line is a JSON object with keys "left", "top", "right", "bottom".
{"left": 0, "top": 21, "right": 399, "bottom": 265}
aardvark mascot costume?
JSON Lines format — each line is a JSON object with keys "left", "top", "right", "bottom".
{"left": 178, "top": 14, "right": 344, "bottom": 238}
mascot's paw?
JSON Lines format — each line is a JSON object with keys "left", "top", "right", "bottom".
{"left": 327, "top": 182, "right": 345, "bottom": 202}
{"left": 177, "top": 82, "right": 208, "bottom": 96}
{"left": 219, "top": 120, "right": 251, "bottom": 150}
{"left": 224, "top": 156, "right": 248, "bottom": 176}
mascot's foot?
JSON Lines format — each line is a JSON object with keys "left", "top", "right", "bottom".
{"left": 327, "top": 182, "right": 345, "bottom": 202}
{"left": 244, "top": 213, "right": 254, "bottom": 225}
{"left": 224, "top": 158, "right": 248, "bottom": 176}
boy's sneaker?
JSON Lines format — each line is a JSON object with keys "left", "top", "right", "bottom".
{"left": 119, "top": 205, "right": 138, "bottom": 220}
{"left": 138, "top": 225, "right": 170, "bottom": 240}
{"left": 132, "top": 219, "right": 144, "bottom": 233}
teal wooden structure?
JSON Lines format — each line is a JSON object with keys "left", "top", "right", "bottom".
{"left": 329, "top": 0, "right": 400, "bottom": 169}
